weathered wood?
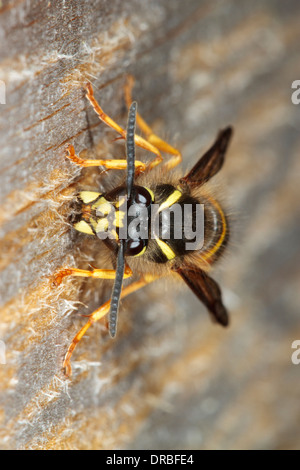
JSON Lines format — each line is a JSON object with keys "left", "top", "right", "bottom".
{"left": 0, "top": 0, "right": 300, "bottom": 450}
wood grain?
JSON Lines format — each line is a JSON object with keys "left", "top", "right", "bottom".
{"left": 0, "top": 0, "right": 300, "bottom": 450}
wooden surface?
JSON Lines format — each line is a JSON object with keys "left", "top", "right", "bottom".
{"left": 0, "top": 0, "right": 300, "bottom": 450}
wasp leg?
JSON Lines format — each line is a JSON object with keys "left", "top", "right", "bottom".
{"left": 63, "top": 274, "right": 158, "bottom": 377}
{"left": 65, "top": 143, "right": 146, "bottom": 172}
{"left": 124, "top": 75, "right": 182, "bottom": 171}
{"left": 52, "top": 265, "right": 133, "bottom": 287}
{"left": 85, "top": 82, "right": 163, "bottom": 170}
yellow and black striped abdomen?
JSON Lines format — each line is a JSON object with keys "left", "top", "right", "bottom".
{"left": 145, "top": 184, "right": 229, "bottom": 265}
{"left": 199, "top": 195, "right": 229, "bottom": 265}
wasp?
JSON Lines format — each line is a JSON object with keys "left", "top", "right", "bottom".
{"left": 53, "top": 77, "right": 233, "bottom": 376}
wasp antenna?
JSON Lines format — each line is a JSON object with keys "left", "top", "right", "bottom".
{"left": 109, "top": 240, "right": 126, "bottom": 338}
{"left": 126, "top": 101, "right": 137, "bottom": 201}
{"left": 108, "top": 102, "right": 137, "bottom": 337}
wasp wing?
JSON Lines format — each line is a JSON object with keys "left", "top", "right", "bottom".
{"left": 180, "top": 127, "right": 233, "bottom": 188}
{"left": 172, "top": 264, "right": 229, "bottom": 326}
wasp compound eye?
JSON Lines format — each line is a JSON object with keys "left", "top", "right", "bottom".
{"left": 125, "top": 238, "right": 147, "bottom": 257}
{"left": 133, "top": 186, "right": 153, "bottom": 207}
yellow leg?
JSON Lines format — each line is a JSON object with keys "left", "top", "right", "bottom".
{"left": 124, "top": 75, "right": 182, "bottom": 171}
{"left": 63, "top": 274, "right": 158, "bottom": 376}
{"left": 65, "top": 143, "right": 146, "bottom": 172}
{"left": 52, "top": 265, "right": 133, "bottom": 287}
{"left": 85, "top": 82, "right": 163, "bottom": 169}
